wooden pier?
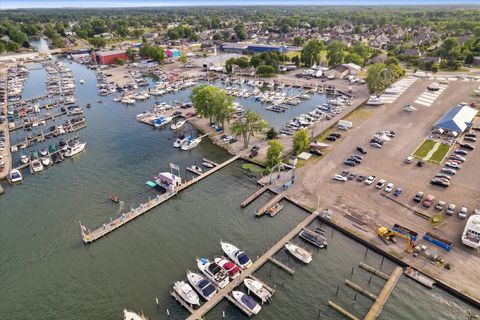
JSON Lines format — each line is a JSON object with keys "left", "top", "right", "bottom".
{"left": 358, "top": 262, "right": 390, "bottom": 281}
{"left": 328, "top": 301, "right": 359, "bottom": 320}
{"left": 9, "top": 110, "right": 68, "bottom": 132}
{"left": 186, "top": 212, "right": 318, "bottom": 320}
{"left": 268, "top": 257, "right": 295, "bottom": 275}
{"left": 240, "top": 184, "right": 269, "bottom": 208}
{"left": 364, "top": 266, "right": 403, "bottom": 320}
{"left": 344, "top": 279, "right": 378, "bottom": 300}
{"left": 81, "top": 155, "right": 240, "bottom": 244}
{"left": 255, "top": 193, "right": 284, "bottom": 217}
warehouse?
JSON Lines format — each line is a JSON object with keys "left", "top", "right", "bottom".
{"left": 91, "top": 49, "right": 128, "bottom": 65}
{"left": 433, "top": 105, "right": 478, "bottom": 134}
{"left": 219, "top": 43, "right": 287, "bottom": 54}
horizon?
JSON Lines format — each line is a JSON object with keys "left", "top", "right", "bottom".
{"left": 2, "top": 0, "right": 480, "bottom": 9}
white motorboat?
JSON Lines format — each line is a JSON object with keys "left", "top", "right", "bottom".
{"left": 181, "top": 137, "right": 201, "bottom": 151}
{"left": 121, "top": 98, "right": 136, "bottom": 104}
{"left": 173, "top": 280, "right": 200, "bottom": 306}
{"left": 79, "top": 79, "right": 85, "bottom": 84}
{"left": 244, "top": 278, "right": 273, "bottom": 304}
{"left": 285, "top": 242, "right": 312, "bottom": 264}
{"left": 214, "top": 256, "right": 240, "bottom": 279}
{"left": 196, "top": 258, "right": 230, "bottom": 289}
{"left": 20, "top": 155, "right": 29, "bottom": 164}
{"left": 267, "top": 203, "right": 284, "bottom": 217}
{"left": 31, "top": 159, "right": 44, "bottom": 173}
{"left": 188, "top": 165, "right": 202, "bottom": 173}
{"left": 153, "top": 116, "right": 173, "bottom": 128}
{"left": 41, "top": 157, "right": 51, "bottom": 166}
{"left": 123, "top": 309, "right": 148, "bottom": 320}
{"left": 384, "top": 87, "right": 402, "bottom": 95}
{"left": 173, "top": 135, "right": 190, "bottom": 148}
{"left": 39, "top": 148, "right": 48, "bottom": 156}
{"left": 220, "top": 241, "right": 252, "bottom": 269}
{"left": 9, "top": 169, "right": 23, "bottom": 183}
{"left": 65, "top": 142, "right": 86, "bottom": 157}
{"left": 403, "top": 104, "right": 417, "bottom": 112}
{"left": 170, "top": 119, "right": 186, "bottom": 130}
{"left": 187, "top": 270, "right": 217, "bottom": 301}
{"left": 232, "top": 291, "right": 262, "bottom": 315}
{"left": 202, "top": 161, "right": 214, "bottom": 168}
{"left": 366, "top": 96, "right": 383, "bottom": 106}
{"left": 427, "top": 82, "right": 440, "bottom": 91}
{"left": 461, "top": 214, "right": 480, "bottom": 249}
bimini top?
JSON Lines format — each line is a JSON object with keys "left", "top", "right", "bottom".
{"left": 433, "top": 105, "right": 478, "bottom": 134}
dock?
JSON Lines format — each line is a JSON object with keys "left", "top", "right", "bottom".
{"left": 358, "top": 262, "right": 390, "bottom": 281}
{"left": 268, "top": 257, "right": 295, "bottom": 275}
{"left": 186, "top": 212, "right": 318, "bottom": 320}
{"left": 344, "top": 279, "right": 378, "bottom": 300}
{"left": 240, "top": 184, "right": 269, "bottom": 208}
{"left": 255, "top": 192, "right": 284, "bottom": 217}
{"left": 170, "top": 291, "right": 196, "bottom": 314}
{"left": 364, "top": 266, "right": 403, "bottom": 320}
{"left": 81, "top": 155, "right": 240, "bottom": 244}
{"left": 328, "top": 301, "right": 360, "bottom": 320}
{"left": 225, "top": 293, "right": 253, "bottom": 317}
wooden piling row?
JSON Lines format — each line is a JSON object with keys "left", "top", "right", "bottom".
{"left": 358, "top": 262, "right": 390, "bottom": 280}
{"left": 328, "top": 301, "right": 359, "bottom": 320}
{"left": 344, "top": 279, "right": 378, "bottom": 300}
{"left": 268, "top": 257, "right": 295, "bottom": 275}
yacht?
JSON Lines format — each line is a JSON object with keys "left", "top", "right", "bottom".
{"left": 39, "top": 148, "right": 48, "bottom": 156}
{"left": 31, "top": 159, "right": 44, "bottom": 173}
{"left": 243, "top": 279, "right": 273, "bottom": 304}
{"left": 181, "top": 137, "right": 202, "bottom": 151}
{"left": 366, "top": 96, "right": 384, "bottom": 106}
{"left": 173, "top": 281, "right": 200, "bottom": 306}
{"left": 299, "top": 229, "right": 328, "bottom": 248}
{"left": 41, "top": 156, "right": 51, "bottom": 166}
{"left": 285, "top": 242, "right": 312, "bottom": 264}
{"left": 123, "top": 309, "right": 149, "bottom": 320}
{"left": 214, "top": 256, "right": 240, "bottom": 279}
{"left": 187, "top": 271, "right": 217, "bottom": 301}
{"left": 170, "top": 119, "right": 186, "bottom": 130}
{"left": 220, "top": 241, "right": 252, "bottom": 269}
{"left": 153, "top": 116, "right": 173, "bottom": 128}
{"left": 121, "top": 97, "right": 136, "bottom": 104}
{"left": 173, "top": 135, "right": 190, "bottom": 148}
{"left": 196, "top": 258, "right": 230, "bottom": 289}
{"left": 461, "top": 214, "right": 480, "bottom": 249}
{"left": 20, "top": 155, "right": 29, "bottom": 164}
{"left": 232, "top": 291, "right": 262, "bottom": 315}
{"left": 9, "top": 169, "right": 23, "bottom": 183}
{"left": 65, "top": 141, "right": 86, "bottom": 157}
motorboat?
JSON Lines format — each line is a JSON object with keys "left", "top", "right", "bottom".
{"left": 20, "top": 155, "right": 29, "bottom": 164}
{"left": 309, "top": 141, "right": 330, "bottom": 150}
{"left": 153, "top": 116, "right": 173, "bottom": 128}
{"left": 31, "top": 159, "right": 44, "bottom": 173}
{"left": 366, "top": 96, "right": 383, "bottom": 106}
{"left": 232, "top": 291, "right": 262, "bottom": 315}
{"left": 65, "top": 141, "right": 86, "bottom": 157}
{"left": 123, "top": 309, "right": 148, "bottom": 320}
{"left": 173, "top": 135, "right": 189, "bottom": 148}
{"left": 214, "top": 256, "right": 240, "bottom": 279}
{"left": 285, "top": 242, "right": 312, "bottom": 264}
{"left": 188, "top": 165, "right": 202, "bottom": 173}
{"left": 196, "top": 258, "right": 230, "bottom": 289}
{"left": 267, "top": 203, "right": 284, "bottom": 217}
{"left": 173, "top": 280, "right": 200, "bottom": 306}
{"left": 427, "top": 82, "right": 440, "bottom": 91}
{"left": 461, "top": 214, "right": 480, "bottom": 249}
{"left": 403, "top": 266, "right": 435, "bottom": 289}
{"left": 299, "top": 229, "right": 328, "bottom": 248}
{"left": 170, "top": 119, "right": 186, "bottom": 130}
{"left": 202, "top": 161, "right": 214, "bottom": 168}
{"left": 79, "top": 79, "right": 84, "bottom": 84}
{"left": 39, "top": 148, "right": 48, "bottom": 156}
{"left": 220, "top": 241, "right": 252, "bottom": 269}
{"left": 181, "top": 137, "right": 202, "bottom": 151}
{"left": 9, "top": 169, "right": 23, "bottom": 183}
{"left": 187, "top": 270, "right": 217, "bottom": 301}
{"left": 243, "top": 278, "right": 272, "bottom": 304}
{"left": 110, "top": 194, "right": 121, "bottom": 203}
{"left": 41, "top": 157, "right": 51, "bottom": 166}
{"left": 121, "top": 97, "right": 136, "bottom": 104}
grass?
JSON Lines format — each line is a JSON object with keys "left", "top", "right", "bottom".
{"left": 429, "top": 213, "right": 445, "bottom": 227}
{"left": 285, "top": 51, "right": 300, "bottom": 59}
{"left": 429, "top": 143, "right": 451, "bottom": 163}
{"left": 343, "top": 106, "right": 374, "bottom": 122}
{"left": 412, "top": 139, "right": 436, "bottom": 159}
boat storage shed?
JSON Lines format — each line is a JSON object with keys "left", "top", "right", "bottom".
{"left": 433, "top": 105, "right": 478, "bottom": 134}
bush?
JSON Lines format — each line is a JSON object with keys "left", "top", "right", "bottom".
{"left": 114, "top": 58, "right": 125, "bottom": 65}
{"left": 256, "top": 65, "right": 276, "bottom": 76}
{"left": 266, "top": 127, "right": 278, "bottom": 139}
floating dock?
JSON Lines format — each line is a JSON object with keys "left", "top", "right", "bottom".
{"left": 268, "top": 257, "right": 295, "bottom": 275}
{"left": 328, "top": 301, "right": 359, "bottom": 320}
{"left": 255, "top": 192, "right": 284, "bottom": 217}
{"left": 240, "top": 184, "right": 269, "bottom": 208}
{"left": 359, "top": 262, "right": 390, "bottom": 281}
{"left": 344, "top": 279, "right": 378, "bottom": 300}
{"left": 364, "top": 266, "right": 403, "bottom": 320}
{"left": 225, "top": 293, "right": 253, "bottom": 317}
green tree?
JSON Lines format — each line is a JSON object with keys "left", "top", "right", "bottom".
{"left": 125, "top": 47, "right": 136, "bottom": 62}
{"left": 190, "top": 84, "right": 234, "bottom": 128}
{"left": 147, "top": 45, "right": 165, "bottom": 63}
{"left": 234, "top": 23, "right": 248, "bottom": 41}
{"left": 266, "top": 127, "right": 278, "bottom": 139}
{"left": 230, "top": 110, "right": 268, "bottom": 148}
{"left": 89, "top": 37, "right": 106, "bottom": 48}
{"left": 179, "top": 54, "right": 188, "bottom": 64}
{"left": 292, "top": 55, "right": 300, "bottom": 67}
{"left": 114, "top": 58, "right": 125, "bottom": 65}
{"left": 327, "top": 40, "right": 346, "bottom": 67}
{"left": 293, "top": 36, "right": 304, "bottom": 46}
{"left": 366, "top": 63, "right": 388, "bottom": 94}
{"left": 344, "top": 53, "right": 363, "bottom": 66}
{"left": 265, "top": 140, "right": 283, "bottom": 170}
{"left": 256, "top": 65, "right": 276, "bottom": 76}
{"left": 292, "top": 129, "right": 310, "bottom": 155}
{"left": 301, "top": 40, "right": 326, "bottom": 67}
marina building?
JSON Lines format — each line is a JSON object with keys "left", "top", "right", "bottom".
{"left": 91, "top": 49, "right": 129, "bottom": 65}
{"left": 166, "top": 48, "right": 181, "bottom": 58}
{"left": 219, "top": 43, "right": 287, "bottom": 54}
{"left": 433, "top": 105, "right": 478, "bottom": 134}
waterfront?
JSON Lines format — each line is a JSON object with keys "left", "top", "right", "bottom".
{"left": 0, "top": 59, "right": 479, "bottom": 319}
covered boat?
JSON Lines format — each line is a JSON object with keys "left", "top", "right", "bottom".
{"left": 173, "top": 280, "right": 200, "bottom": 306}
{"left": 220, "top": 241, "right": 252, "bottom": 269}
{"left": 214, "top": 256, "right": 240, "bottom": 279}
{"left": 232, "top": 291, "right": 262, "bottom": 315}
{"left": 187, "top": 270, "right": 217, "bottom": 301}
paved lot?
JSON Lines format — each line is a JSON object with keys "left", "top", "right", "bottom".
{"left": 287, "top": 76, "right": 480, "bottom": 302}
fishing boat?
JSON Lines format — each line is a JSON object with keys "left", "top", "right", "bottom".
{"left": 20, "top": 155, "right": 29, "bottom": 164}
{"left": 232, "top": 291, "right": 262, "bottom": 315}
{"left": 41, "top": 156, "right": 51, "bottom": 166}
{"left": 299, "top": 229, "right": 328, "bottom": 248}
{"left": 153, "top": 116, "right": 173, "bottom": 128}
{"left": 110, "top": 194, "right": 121, "bottom": 203}
{"left": 173, "top": 280, "right": 200, "bottom": 306}
{"left": 461, "top": 214, "right": 480, "bottom": 249}
{"left": 366, "top": 96, "right": 383, "bottom": 106}
{"left": 173, "top": 135, "right": 189, "bottom": 148}
{"left": 181, "top": 137, "right": 202, "bottom": 151}
{"left": 187, "top": 270, "right": 218, "bottom": 301}
{"left": 64, "top": 141, "right": 86, "bottom": 157}
{"left": 285, "top": 242, "right": 312, "bottom": 264}
{"left": 9, "top": 169, "right": 23, "bottom": 183}
{"left": 202, "top": 161, "right": 214, "bottom": 168}
{"left": 267, "top": 203, "right": 284, "bottom": 217}
{"left": 243, "top": 279, "right": 272, "bottom": 304}
{"left": 403, "top": 266, "right": 435, "bottom": 288}
{"left": 123, "top": 309, "right": 149, "bottom": 320}
{"left": 196, "top": 258, "right": 230, "bottom": 289}
{"left": 170, "top": 119, "right": 186, "bottom": 130}
{"left": 220, "top": 241, "right": 252, "bottom": 269}
{"left": 31, "top": 159, "right": 44, "bottom": 173}
{"left": 214, "top": 256, "right": 240, "bottom": 279}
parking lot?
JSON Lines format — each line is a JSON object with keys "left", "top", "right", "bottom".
{"left": 288, "top": 76, "right": 480, "bottom": 301}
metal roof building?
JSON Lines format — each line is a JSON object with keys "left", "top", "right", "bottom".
{"left": 433, "top": 105, "right": 478, "bottom": 133}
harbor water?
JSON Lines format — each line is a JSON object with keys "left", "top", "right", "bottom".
{"left": 0, "top": 57, "right": 478, "bottom": 320}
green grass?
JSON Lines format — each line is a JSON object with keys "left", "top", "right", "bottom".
{"left": 241, "top": 163, "right": 263, "bottom": 173}
{"left": 285, "top": 51, "right": 300, "bottom": 59}
{"left": 412, "top": 139, "right": 436, "bottom": 159}
{"left": 429, "top": 143, "right": 451, "bottom": 163}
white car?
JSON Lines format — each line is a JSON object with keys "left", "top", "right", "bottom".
{"left": 333, "top": 174, "right": 347, "bottom": 182}
{"left": 385, "top": 183, "right": 394, "bottom": 193}
{"left": 370, "top": 142, "right": 383, "bottom": 148}
{"left": 376, "top": 179, "right": 386, "bottom": 189}
{"left": 458, "top": 206, "right": 468, "bottom": 219}
{"left": 405, "top": 156, "right": 414, "bottom": 164}
{"left": 364, "top": 175, "right": 376, "bottom": 185}
{"left": 446, "top": 162, "right": 462, "bottom": 169}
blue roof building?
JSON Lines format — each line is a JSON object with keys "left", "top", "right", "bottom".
{"left": 220, "top": 43, "right": 287, "bottom": 54}
{"left": 433, "top": 105, "right": 478, "bottom": 133}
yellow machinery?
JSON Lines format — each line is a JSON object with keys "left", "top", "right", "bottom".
{"left": 377, "top": 226, "right": 415, "bottom": 254}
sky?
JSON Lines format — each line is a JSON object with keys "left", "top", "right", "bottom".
{"left": 1, "top": 0, "right": 479, "bottom": 9}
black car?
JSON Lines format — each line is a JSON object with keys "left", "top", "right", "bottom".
{"left": 251, "top": 145, "right": 260, "bottom": 152}
{"left": 347, "top": 157, "right": 362, "bottom": 165}
{"left": 310, "top": 149, "right": 322, "bottom": 156}
{"left": 417, "top": 160, "right": 425, "bottom": 167}
{"left": 330, "top": 132, "right": 342, "bottom": 138}
{"left": 326, "top": 136, "right": 337, "bottom": 141}
{"left": 431, "top": 179, "right": 449, "bottom": 188}
{"left": 460, "top": 143, "right": 475, "bottom": 150}
{"left": 347, "top": 173, "right": 357, "bottom": 180}
{"left": 356, "top": 175, "right": 366, "bottom": 182}
{"left": 356, "top": 146, "right": 367, "bottom": 154}
{"left": 454, "top": 149, "right": 468, "bottom": 155}
{"left": 370, "top": 138, "right": 384, "bottom": 145}
{"left": 350, "top": 155, "right": 363, "bottom": 161}
{"left": 465, "top": 133, "right": 477, "bottom": 138}
{"left": 344, "top": 160, "right": 357, "bottom": 166}
{"left": 249, "top": 150, "right": 258, "bottom": 158}
{"left": 229, "top": 138, "right": 238, "bottom": 144}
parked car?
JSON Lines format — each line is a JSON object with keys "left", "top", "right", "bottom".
{"left": 393, "top": 187, "right": 402, "bottom": 196}
{"left": 370, "top": 142, "right": 383, "bottom": 148}
{"left": 446, "top": 203, "right": 456, "bottom": 215}
{"left": 423, "top": 194, "right": 435, "bottom": 208}
{"left": 460, "top": 143, "right": 475, "bottom": 150}
{"left": 454, "top": 149, "right": 468, "bottom": 155}
{"left": 431, "top": 178, "right": 450, "bottom": 188}
{"left": 446, "top": 162, "right": 461, "bottom": 169}
{"left": 405, "top": 156, "right": 414, "bottom": 164}
{"left": 330, "top": 132, "right": 342, "bottom": 138}
{"left": 435, "top": 174, "right": 451, "bottom": 181}
{"left": 464, "top": 136, "right": 477, "bottom": 142}
{"left": 333, "top": 174, "right": 347, "bottom": 182}
{"left": 365, "top": 175, "right": 376, "bottom": 185}
{"left": 458, "top": 206, "right": 468, "bottom": 219}
{"left": 385, "top": 183, "right": 394, "bottom": 193}
{"left": 348, "top": 173, "right": 358, "bottom": 180}
{"left": 356, "top": 146, "right": 367, "bottom": 154}
{"left": 344, "top": 160, "right": 357, "bottom": 166}
{"left": 375, "top": 179, "right": 386, "bottom": 189}
{"left": 370, "top": 138, "right": 384, "bottom": 145}
{"left": 356, "top": 175, "right": 366, "bottom": 182}
{"left": 441, "top": 167, "right": 456, "bottom": 175}
{"left": 435, "top": 201, "right": 446, "bottom": 211}
{"left": 450, "top": 155, "right": 466, "bottom": 162}
{"left": 326, "top": 135, "right": 337, "bottom": 142}
{"left": 413, "top": 191, "right": 424, "bottom": 202}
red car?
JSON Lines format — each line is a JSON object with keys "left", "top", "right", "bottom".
{"left": 423, "top": 194, "right": 435, "bottom": 208}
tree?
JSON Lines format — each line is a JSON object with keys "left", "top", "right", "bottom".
{"left": 292, "top": 129, "right": 310, "bottom": 155}
{"left": 301, "top": 40, "right": 326, "bottom": 67}
{"left": 366, "top": 62, "right": 404, "bottom": 94}
{"left": 125, "top": 47, "right": 136, "bottom": 62}
{"left": 266, "top": 127, "right": 277, "bottom": 139}
{"left": 256, "top": 65, "right": 276, "bottom": 76}
{"left": 291, "top": 55, "right": 300, "bottom": 67}
{"left": 234, "top": 23, "right": 248, "bottom": 41}
{"left": 327, "top": 40, "right": 346, "bottom": 67}
{"left": 344, "top": 53, "right": 363, "bottom": 66}
{"left": 250, "top": 56, "right": 261, "bottom": 68}
{"left": 147, "top": 45, "right": 165, "bottom": 63}
{"left": 293, "top": 36, "right": 304, "bottom": 46}
{"left": 265, "top": 140, "right": 283, "bottom": 170}
{"left": 190, "top": 84, "right": 234, "bottom": 128}
{"left": 114, "top": 58, "right": 125, "bottom": 65}
{"left": 89, "top": 37, "right": 106, "bottom": 48}
{"left": 179, "top": 54, "right": 188, "bottom": 64}
{"left": 230, "top": 110, "right": 268, "bottom": 148}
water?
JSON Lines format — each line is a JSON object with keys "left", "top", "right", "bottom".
{"left": 0, "top": 59, "right": 478, "bottom": 320}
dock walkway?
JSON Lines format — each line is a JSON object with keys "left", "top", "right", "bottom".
{"left": 186, "top": 212, "right": 318, "bottom": 320}
{"left": 240, "top": 184, "right": 269, "bottom": 208}
{"left": 364, "top": 266, "right": 403, "bottom": 320}
{"left": 255, "top": 192, "right": 284, "bottom": 217}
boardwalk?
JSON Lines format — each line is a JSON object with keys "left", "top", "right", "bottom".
{"left": 186, "top": 212, "right": 318, "bottom": 320}
{"left": 364, "top": 266, "right": 403, "bottom": 320}
{"left": 81, "top": 155, "right": 240, "bottom": 244}
{"left": 255, "top": 192, "right": 284, "bottom": 217}
{"left": 240, "top": 184, "right": 269, "bottom": 208}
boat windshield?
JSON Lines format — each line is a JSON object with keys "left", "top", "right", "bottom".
{"left": 200, "top": 281, "right": 216, "bottom": 296}
{"left": 241, "top": 294, "right": 258, "bottom": 310}
{"left": 237, "top": 252, "right": 250, "bottom": 265}
{"left": 208, "top": 263, "right": 221, "bottom": 274}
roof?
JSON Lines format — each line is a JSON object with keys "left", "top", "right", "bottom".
{"left": 343, "top": 63, "right": 361, "bottom": 70}
{"left": 220, "top": 43, "right": 249, "bottom": 49}
{"left": 330, "top": 65, "right": 349, "bottom": 73}
{"left": 433, "top": 105, "right": 478, "bottom": 133}
{"left": 94, "top": 49, "right": 126, "bottom": 57}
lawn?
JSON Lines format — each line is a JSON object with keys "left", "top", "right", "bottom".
{"left": 429, "top": 143, "right": 451, "bottom": 163}
{"left": 412, "top": 139, "right": 436, "bottom": 159}
{"left": 285, "top": 51, "right": 301, "bottom": 59}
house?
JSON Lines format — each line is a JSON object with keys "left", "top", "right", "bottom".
{"left": 219, "top": 43, "right": 249, "bottom": 54}
{"left": 342, "top": 63, "right": 362, "bottom": 75}
{"left": 165, "top": 48, "right": 181, "bottom": 58}
{"left": 324, "top": 65, "right": 350, "bottom": 79}
{"left": 231, "top": 65, "right": 256, "bottom": 77}
{"left": 422, "top": 56, "right": 441, "bottom": 64}
{"left": 369, "top": 54, "right": 388, "bottom": 64}
{"left": 433, "top": 105, "right": 478, "bottom": 134}
{"left": 402, "top": 48, "right": 422, "bottom": 57}
{"left": 91, "top": 49, "right": 128, "bottom": 65}
{"left": 94, "top": 33, "right": 113, "bottom": 39}
{"left": 219, "top": 43, "right": 287, "bottom": 54}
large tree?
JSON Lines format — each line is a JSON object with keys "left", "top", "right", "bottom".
{"left": 230, "top": 110, "right": 268, "bottom": 148}
{"left": 301, "top": 40, "right": 327, "bottom": 67}
{"left": 292, "top": 129, "right": 310, "bottom": 155}
{"left": 189, "top": 84, "right": 234, "bottom": 128}
{"left": 266, "top": 140, "right": 283, "bottom": 170}
{"left": 327, "top": 40, "right": 346, "bottom": 67}
{"left": 234, "top": 23, "right": 248, "bottom": 41}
